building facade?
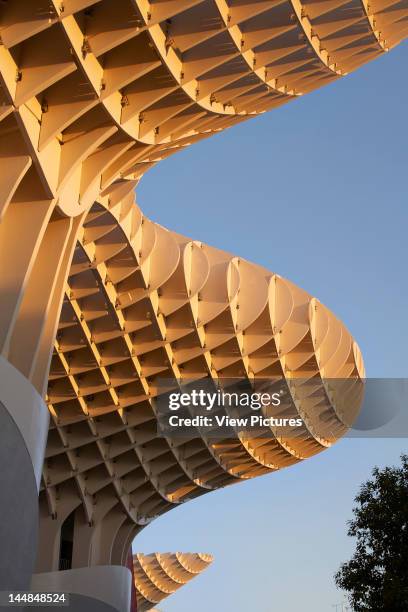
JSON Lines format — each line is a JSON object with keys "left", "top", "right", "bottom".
{"left": 0, "top": 0, "right": 406, "bottom": 609}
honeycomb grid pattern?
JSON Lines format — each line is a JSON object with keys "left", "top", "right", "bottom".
{"left": 133, "top": 552, "right": 213, "bottom": 611}
{"left": 0, "top": 0, "right": 406, "bottom": 398}
{"left": 1, "top": 0, "right": 407, "bottom": 224}
{"left": 41, "top": 189, "right": 364, "bottom": 570}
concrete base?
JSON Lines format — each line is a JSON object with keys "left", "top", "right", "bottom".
{"left": 30, "top": 566, "right": 132, "bottom": 612}
{"left": 0, "top": 357, "right": 49, "bottom": 592}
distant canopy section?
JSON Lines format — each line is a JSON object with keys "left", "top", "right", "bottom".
{"left": 133, "top": 552, "right": 213, "bottom": 611}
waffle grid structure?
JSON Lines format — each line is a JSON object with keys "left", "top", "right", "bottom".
{"left": 0, "top": 0, "right": 406, "bottom": 599}
{"left": 0, "top": 2, "right": 405, "bottom": 397}
{"left": 133, "top": 552, "right": 213, "bottom": 611}
{"left": 40, "top": 194, "right": 365, "bottom": 572}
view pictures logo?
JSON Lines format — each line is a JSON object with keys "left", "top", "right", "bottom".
{"left": 153, "top": 379, "right": 323, "bottom": 439}
{"left": 154, "top": 381, "right": 306, "bottom": 438}
{"left": 168, "top": 388, "right": 282, "bottom": 411}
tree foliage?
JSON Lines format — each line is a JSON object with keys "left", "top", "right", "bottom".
{"left": 335, "top": 454, "right": 408, "bottom": 611}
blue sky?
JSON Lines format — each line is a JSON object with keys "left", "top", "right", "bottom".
{"left": 133, "top": 40, "right": 408, "bottom": 612}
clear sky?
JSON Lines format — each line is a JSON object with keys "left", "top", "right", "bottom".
{"left": 132, "top": 40, "right": 408, "bottom": 612}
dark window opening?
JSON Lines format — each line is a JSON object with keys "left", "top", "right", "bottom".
{"left": 59, "top": 510, "right": 75, "bottom": 571}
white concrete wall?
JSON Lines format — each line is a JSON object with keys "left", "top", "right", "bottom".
{"left": 31, "top": 566, "right": 132, "bottom": 612}
{"left": 0, "top": 357, "right": 49, "bottom": 591}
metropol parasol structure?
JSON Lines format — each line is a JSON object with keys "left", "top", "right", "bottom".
{"left": 0, "top": 1, "right": 406, "bottom": 610}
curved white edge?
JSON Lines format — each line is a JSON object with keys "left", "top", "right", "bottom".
{"left": 0, "top": 356, "right": 49, "bottom": 490}
{"left": 31, "top": 566, "right": 132, "bottom": 612}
